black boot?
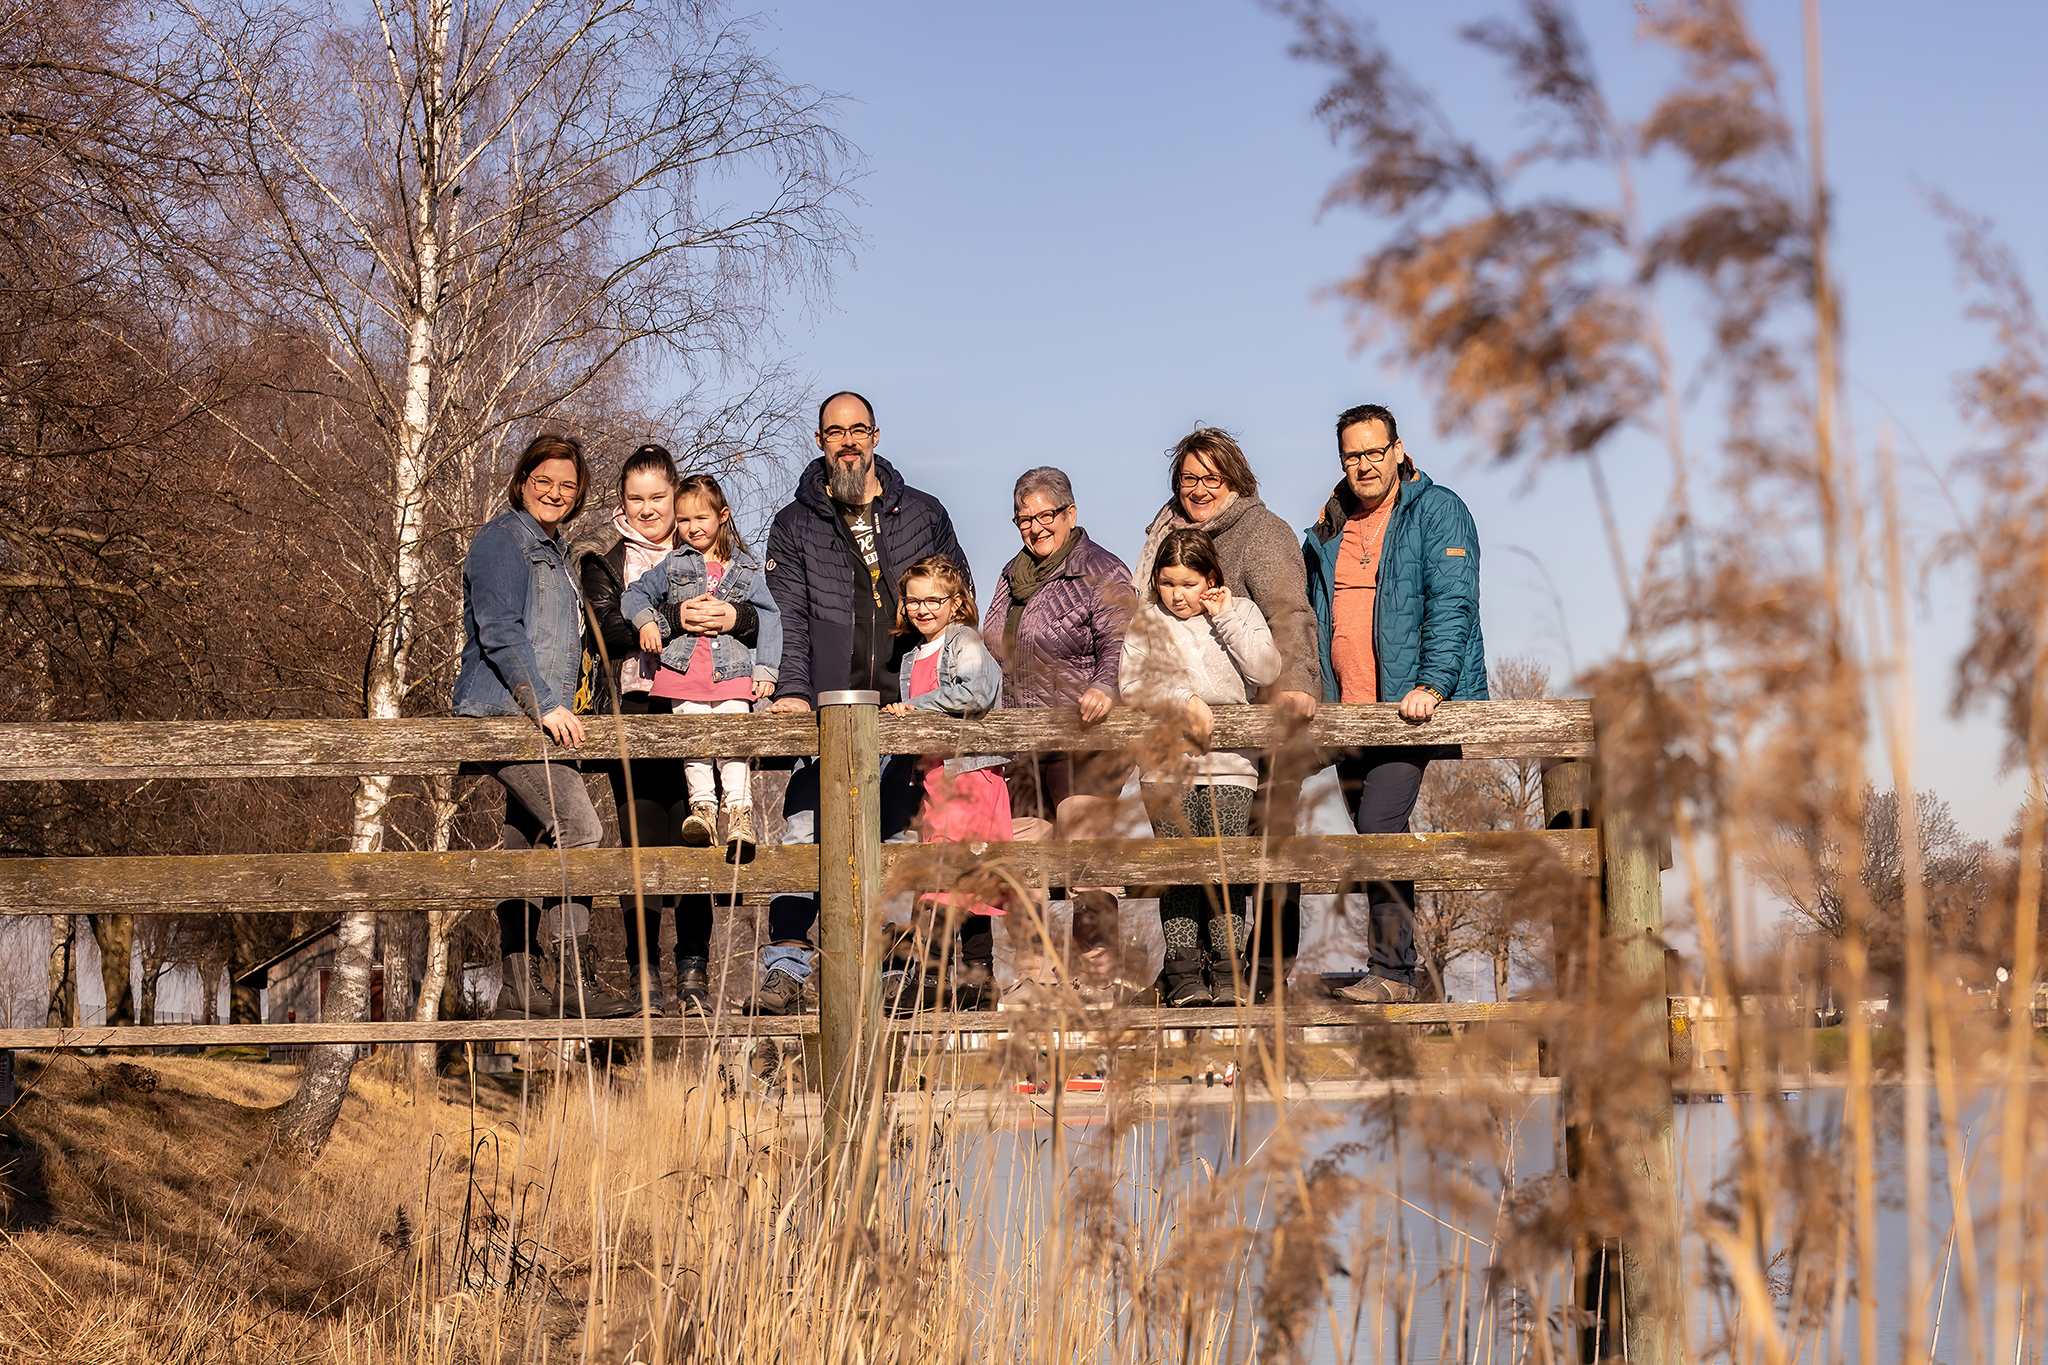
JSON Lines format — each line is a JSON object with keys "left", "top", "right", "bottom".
{"left": 674, "top": 956, "right": 711, "bottom": 1014}
{"left": 1160, "top": 954, "right": 1214, "bottom": 1009}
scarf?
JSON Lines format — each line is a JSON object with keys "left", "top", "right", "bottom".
{"left": 1134, "top": 492, "right": 1238, "bottom": 591}
{"left": 613, "top": 512, "right": 675, "bottom": 693}
{"left": 1002, "top": 527, "right": 1085, "bottom": 656}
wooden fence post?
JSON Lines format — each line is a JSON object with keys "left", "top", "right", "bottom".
{"left": 1545, "top": 756, "right": 1684, "bottom": 1364}
{"left": 1600, "top": 801, "right": 1684, "bottom": 1365}
{"left": 815, "top": 691, "right": 883, "bottom": 1178}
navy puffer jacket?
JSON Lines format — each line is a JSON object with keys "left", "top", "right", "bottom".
{"left": 765, "top": 454, "right": 968, "bottom": 705}
{"left": 984, "top": 531, "right": 1135, "bottom": 710}
{"left": 1303, "top": 469, "right": 1488, "bottom": 704}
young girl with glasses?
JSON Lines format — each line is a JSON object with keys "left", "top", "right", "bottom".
{"left": 879, "top": 554, "right": 1010, "bottom": 1013}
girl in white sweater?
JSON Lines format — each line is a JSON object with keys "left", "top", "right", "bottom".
{"left": 1117, "top": 528, "right": 1282, "bottom": 1007}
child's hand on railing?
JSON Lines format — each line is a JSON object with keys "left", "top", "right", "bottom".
{"left": 637, "top": 621, "right": 662, "bottom": 654}
{"left": 881, "top": 702, "right": 913, "bottom": 716}
{"left": 1183, "top": 695, "right": 1215, "bottom": 748}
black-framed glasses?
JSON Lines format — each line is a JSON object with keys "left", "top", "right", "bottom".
{"left": 1014, "top": 504, "right": 1073, "bottom": 531}
{"left": 1177, "top": 472, "right": 1226, "bottom": 492}
{"left": 1340, "top": 444, "right": 1395, "bottom": 467}
{"left": 820, "top": 424, "right": 876, "bottom": 441}
{"left": 903, "top": 595, "right": 954, "bottom": 611}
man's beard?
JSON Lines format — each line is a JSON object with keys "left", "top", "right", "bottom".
{"left": 827, "top": 450, "right": 872, "bottom": 504}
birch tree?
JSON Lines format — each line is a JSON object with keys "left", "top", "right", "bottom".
{"left": 180, "top": 0, "right": 850, "bottom": 1151}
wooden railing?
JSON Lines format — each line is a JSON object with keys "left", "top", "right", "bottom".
{"left": 0, "top": 699, "right": 1600, "bottom": 1019}
{"left": 0, "top": 694, "right": 1681, "bottom": 1360}
{"left": 0, "top": 701, "right": 1598, "bottom": 1034}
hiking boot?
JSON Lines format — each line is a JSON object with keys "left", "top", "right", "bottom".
{"left": 1206, "top": 962, "right": 1250, "bottom": 1006}
{"left": 1333, "top": 974, "right": 1419, "bottom": 1005}
{"left": 674, "top": 957, "right": 711, "bottom": 1014}
{"left": 554, "top": 938, "right": 638, "bottom": 1019}
{"left": 725, "top": 804, "right": 757, "bottom": 865}
{"left": 997, "top": 977, "right": 1055, "bottom": 1012}
{"left": 679, "top": 803, "right": 718, "bottom": 847}
{"left": 882, "top": 964, "right": 939, "bottom": 1017}
{"left": 1073, "top": 979, "right": 1125, "bottom": 1010}
{"left": 623, "top": 963, "right": 665, "bottom": 1015}
{"left": 949, "top": 959, "right": 997, "bottom": 1012}
{"left": 747, "top": 967, "right": 808, "bottom": 1016}
{"left": 494, "top": 952, "right": 561, "bottom": 1020}
{"left": 1160, "top": 955, "right": 1214, "bottom": 1009}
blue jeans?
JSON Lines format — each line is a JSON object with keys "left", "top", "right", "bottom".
{"left": 491, "top": 758, "right": 604, "bottom": 956}
{"left": 763, "top": 754, "right": 926, "bottom": 981}
{"left": 1335, "top": 746, "right": 1443, "bottom": 988}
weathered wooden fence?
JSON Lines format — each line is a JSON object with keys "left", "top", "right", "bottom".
{"left": 0, "top": 695, "right": 1679, "bottom": 1363}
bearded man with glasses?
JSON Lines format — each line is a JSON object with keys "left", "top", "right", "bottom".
{"left": 1303, "top": 403, "right": 1488, "bottom": 1005}
{"left": 744, "top": 390, "right": 971, "bottom": 1014}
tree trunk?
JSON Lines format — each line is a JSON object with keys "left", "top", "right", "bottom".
{"left": 138, "top": 938, "right": 164, "bottom": 1026}
{"left": 382, "top": 910, "right": 417, "bottom": 1037}
{"left": 201, "top": 960, "right": 222, "bottom": 1025}
{"left": 1494, "top": 947, "right": 1511, "bottom": 1003}
{"left": 275, "top": 11, "right": 446, "bottom": 1145}
{"left": 411, "top": 773, "right": 464, "bottom": 1077}
{"left": 46, "top": 915, "right": 77, "bottom": 1027}
{"left": 88, "top": 913, "right": 135, "bottom": 1025}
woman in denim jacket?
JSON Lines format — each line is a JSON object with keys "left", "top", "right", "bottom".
{"left": 453, "top": 434, "right": 634, "bottom": 1021}
{"left": 879, "top": 554, "right": 1008, "bottom": 1013}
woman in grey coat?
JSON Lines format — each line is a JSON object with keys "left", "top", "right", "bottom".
{"left": 1135, "top": 428, "right": 1322, "bottom": 994}
{"left": 1134, "top": 428, "right": 1320, "bottom": 710}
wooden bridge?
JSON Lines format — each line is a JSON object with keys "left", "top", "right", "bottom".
{"left": 0, "top": 694, "right": 1678, "bottom": 1361}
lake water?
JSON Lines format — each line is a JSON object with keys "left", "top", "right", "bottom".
{"left": 927, "top": 1086, "right": 2033, "bottom": 1364}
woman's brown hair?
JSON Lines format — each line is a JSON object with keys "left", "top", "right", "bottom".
{"left": 1149, "top": 527, "right": 1223, "bottom": 600}
{"left": 1167, "top": 426, "right": 1258, "bottom": 500}
{"left": 674, "top": 472, "right": 748, "bottom": 562}
{"left": 618, "top": 442, "right": 679, "bottom": 498}
{"left": 506, "top": 433, "right": 590, "bottom": 522}
{"left": 894, "top": 554, "right": 979, "bottom": 634}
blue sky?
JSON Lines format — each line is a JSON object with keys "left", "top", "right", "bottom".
{"left": 739, "top": 0, "right": 2048, "bottom": 846}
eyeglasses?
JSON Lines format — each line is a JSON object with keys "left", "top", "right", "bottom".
{"left": 1177, "top": 472, "right": 1226, "bottom": 492}
{"left": 903, "top": 596, "right": 953, "bottom": 611}
{"left": 527, "top": 476, "right": 579, "bottom": 497}
{"left": 821, "top": 424, "right": 876, "bottom": 441}
{"left": 1340, "top": 444, "right": 1395, "bottom": 467}
{"left": 1014, "top": 504, "right": 1073, "bottom": 531}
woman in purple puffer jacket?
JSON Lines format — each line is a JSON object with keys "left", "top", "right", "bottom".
{"left": 984, "top": 466, "right": 1137, "bottom": 1003}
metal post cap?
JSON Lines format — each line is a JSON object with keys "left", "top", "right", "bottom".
{"left": 814, "top": 689, "right": 882, "bottom": 707}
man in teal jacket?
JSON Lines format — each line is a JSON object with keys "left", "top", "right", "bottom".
{"left": 1302, "top": 404, "right": 1487, "bottom": 1003}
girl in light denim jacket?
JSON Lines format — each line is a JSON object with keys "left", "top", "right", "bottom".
{"left": 879, "top": 554, "right": 1009, "bottom": 1013}
{"left": 620, "top": 473, "right": 781, "bottom": 858}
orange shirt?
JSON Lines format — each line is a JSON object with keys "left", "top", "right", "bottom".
{"left": 1328, "top": 491, "right": 1397, "bottom": 703}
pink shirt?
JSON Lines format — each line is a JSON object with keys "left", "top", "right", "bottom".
{"left": 647, "top": 561, "right": 755, "bottom": 703}
{"left": 908, "top": 642, "right": 942, "bottom": 699}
